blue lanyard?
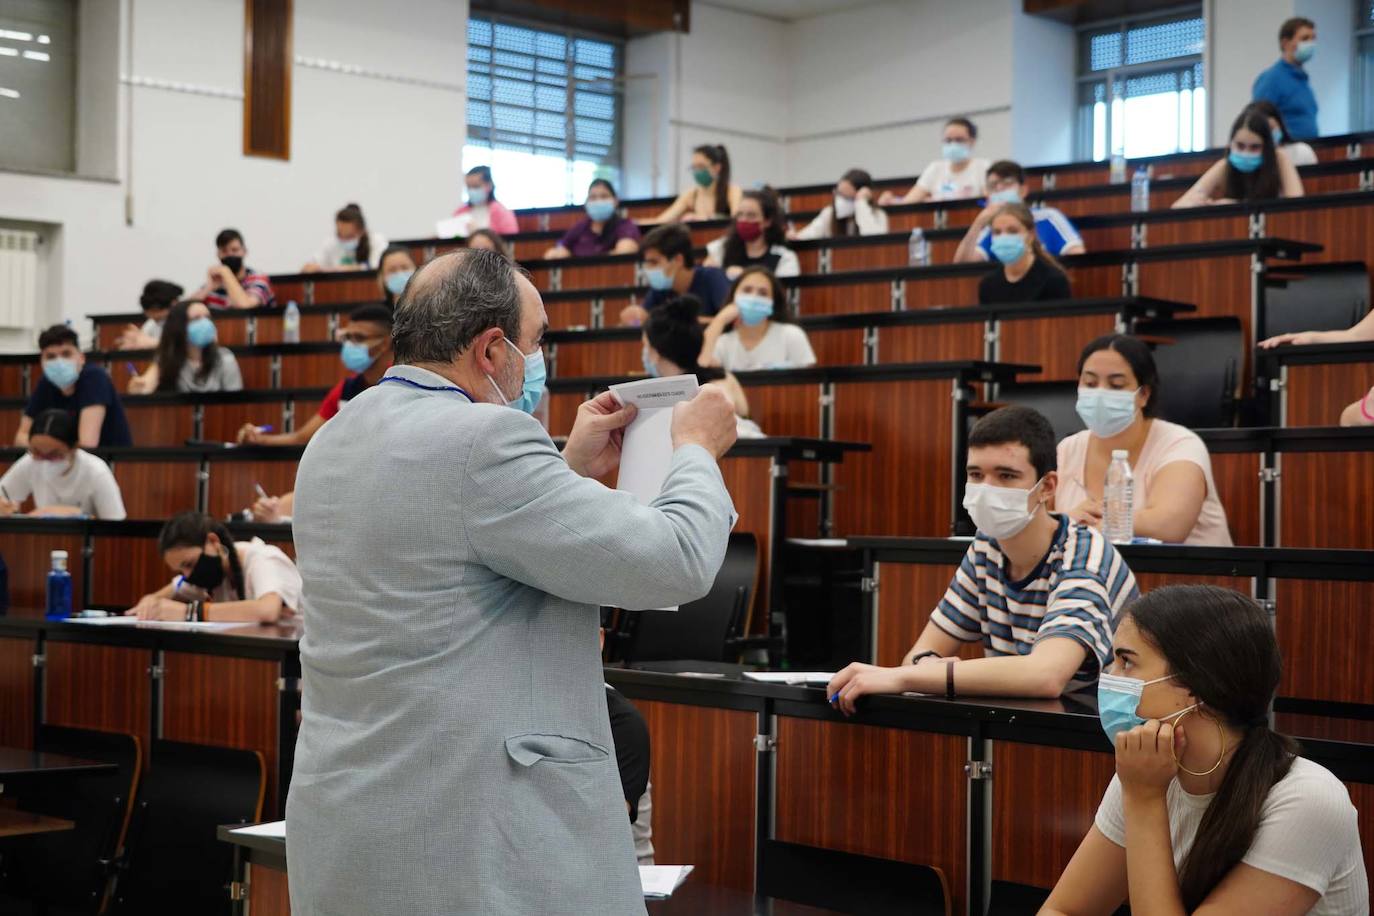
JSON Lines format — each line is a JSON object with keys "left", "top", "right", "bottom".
{"left": 379, "top": 375, "right": 475, "bottom": 402}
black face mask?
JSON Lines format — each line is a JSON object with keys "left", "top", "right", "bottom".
{"left": 187, "top": 549, "right": 226, "bottom": 591}
{"left": 220, "top": 255, "right": 244, "bottom": 275}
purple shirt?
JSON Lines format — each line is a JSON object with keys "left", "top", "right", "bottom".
{"left": 557, "top": 217, "right": 641, "bottom": 257}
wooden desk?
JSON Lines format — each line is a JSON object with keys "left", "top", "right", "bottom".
{"left": 1259, "top": 341, "right": 1374, "bottom": 428}
{"left": 0, "top": 810, "right": 74, "bottom": 838}
{"left": 0, "top": 746, "right": 118, "bottom": 783}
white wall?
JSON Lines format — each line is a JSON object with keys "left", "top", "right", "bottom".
{"left": 1010, "top": 9, "right": 1076, "bottom": 166}
{"left": 0, "top": 0, "right": 467, "bottom": 348}
{"left": 1208, "top": 0, "right": 1294, "bottom": 144}
{"left": 1297, "top": 0, "right": 1354, "bottom": 135}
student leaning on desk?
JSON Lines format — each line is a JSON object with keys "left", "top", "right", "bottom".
{"left": 828, "top": 406, "right": 1139, "bottom": 710}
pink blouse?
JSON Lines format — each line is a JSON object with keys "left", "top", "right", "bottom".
{"left": 1055, "top": 419, "right": 1233, "bottom": 546}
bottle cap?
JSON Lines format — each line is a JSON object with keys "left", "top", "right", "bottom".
{"left": 52, "top": 549, "right": 68, "bottom": 560}
{"left": 1111, "top": 449, "right": 1129, "bottom": 459}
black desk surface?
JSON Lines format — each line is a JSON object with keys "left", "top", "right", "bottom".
{"left": 0, "top": 747, "right": 117, "bottom": 781}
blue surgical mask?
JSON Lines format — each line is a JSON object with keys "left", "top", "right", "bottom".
{"left": 1097, "top": 672, "right": 1194, "bottom": 744}
{"left": 735, "top": 294, "right": 774, "bottom": 327}
{"left": 341, "top": 340, "right": 376, "bottom": 373}
{"left": 1076, "top": 386, "right": 1140, "bottom": 438}
{"left": 467, "top": 187, "right": 489, "bottom": 206}
{"left": 942, "top": 141, "right": 971, "bottom": 163}
{"left": 187, "top": 317, "right": 217, "bottom": 349}
{"left": 988, "top": 188, "right": 1022, "bottom": 206}
{"left": 339, "top": 237, "right": 360, "bottom": 252}
{"left": 642, "top": 348, "right": 659, "bottom": 378}
{"left": 42, "top": 357, "right": 80, "bottom": 390}
{"left": 384, "top": 270, "right": 413, "bottom": 296}
{"left": 585, "top": 199, "right": 616, "bottom": 223}
{"left": 1294, "top": 40, "right": 1315, "bottom": 64}
{"left": 645, "top": 266, "right": 674, "bottom": 291}
{"left": 487, "top": 338, "right": 545, "bottom": 415}
{"left": 990, "top": 234, "right": 1026, "bottom": 264}
{"left": 1228, "top": 150, "right": 1263, "bottom": 173}
{"left": 1271, "top": 127, "right": 1285, "bottom": 147}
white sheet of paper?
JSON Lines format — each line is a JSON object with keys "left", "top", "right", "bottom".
{"left": 230, "top": 820, "right": 285, "bottom": 839}
{"left": 639, "top": 864, "right": 693, "bottom": 898}
{"left": 434, "top": 214, "right": 472, "bottom": 239}
{"left": 610, "top": 374, "right": 700, "bottom": 506}
{"left": 66, "top": 617, "right": 244, "bottom": 631}
{"left": 741, "top": 671, "right": 835, "bottom": 685}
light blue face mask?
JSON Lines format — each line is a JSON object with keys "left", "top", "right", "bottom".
{"left": 988, "top": 188, "right": 1022, "bottom": 206}
{"left": 467, "top": 187, "right": 489, "bottom": 206}
{"left": 642, "top": 348, "right": 659, "bottom": 378}
{"left": 735, "top": 294, "right": 774, "bottom": 327}
{"left": 1098, "top": 671, "right": 1195, "bottom": 744}
{"left": 187, "top": 317, "right": 217, "bottom": 348}
{"left": 942, "top": 141, "right": 971, "bottom": 163}
{"left": 1271, "top": 127, "right": 1285, "bottom": 147}
{"left": 384, "top": 270, "right": 413, "bottom": 296}
{"left": 42, "top": 357, "right": 80, "bottom": 390}
{"left": 1228, "top": 150, "right": 1263, "bottom": 174}
{"left": 990, "top": 234, "right": 1026, "bottom": 264}
{"left": 645, "top": 266, "right": 674, "bottom": 291}
{"left": 487, "top": 337, "right": 545, "bottom": 415}
{"left": 585, "top": 199, "right": 617, "bottom": 222}
{"left": 1294, "top": 40, "right": 1315, "bottom": 64}
{"left": 1076, "top": 386, "right": 1139, "bottom": 438}
{"left": 341, "top": 340, "right": 376, "bottom": 373}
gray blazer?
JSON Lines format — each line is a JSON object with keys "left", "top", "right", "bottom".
{"left": 285, "top": 365, "right": 734, "bottom": 916}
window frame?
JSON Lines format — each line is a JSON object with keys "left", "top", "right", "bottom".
{"left": 1357, "top": 0, "right": 1374, "bottom": 131}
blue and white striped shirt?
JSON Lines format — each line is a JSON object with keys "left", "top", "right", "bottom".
{"left": 930, "top": 514, "right": 1138, "bottom": 691}
{"left": 977, "top": 205, "right": 1082, "bottom": 259}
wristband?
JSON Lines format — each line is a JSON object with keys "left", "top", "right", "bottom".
{"left": 910, "top": 650, "right": 939, "bottom": 666}
{"left": 946, "top": 662, "right": 956, "bottom": 700}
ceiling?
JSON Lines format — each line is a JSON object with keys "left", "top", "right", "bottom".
{"left": 699, "top": 0, "right": 887, "bottom": 22}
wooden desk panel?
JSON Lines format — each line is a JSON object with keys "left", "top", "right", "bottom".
{"left": 878, "top": 323, "right": 983, "bottom": 365}
{"left": 0, "top": 636, "right": 35, "bottom": 747}
{"left": 746, "top": 384, "right": 821, "bottom": 440}
{"left": 1267, "top": 204, "right": 1374, "bottom": 266}
{"left": 1137, "top": 254, "right": 1251, "bottom": 328}
{"left": 307, "top": 276, "right": 376, "bottom": 305}
{"left": 552, "top": 339, "right": 640, "bottom": 380}
{"left": 991, "top": 744, "right": 1114, "bottom": 890}
{"left": 1076, "top": 226, "right": 1133, "bottom": 252}
{"left": 1054, "top": 193, "right": 1130, "bottom": 218}
{"left": 906, "top": 278, "right": 983, "bottom": 311}
{"left": 1132, "top": 572, "right": 1250, "bottom": 594}
{"left": 799, "top": 283, "right": 889, "bottom": 316}
{"left": 257, "top": 311, "right": 334, "bottom": 345}
{"left": 1284, "top": 363, "right": 1372, "bottom": 427}
{"left": 831, "top": 380, "right": 953, "bottom": 537}
{"left": 204, "top": 403, "right": 284, "bottom": 444}
{"left": 1145, "top": 216, "right": 1248, "bottom": 248}
{"left": 280, "top": 353, "right": 344, "bottom": 390}
{"left": 545, "top": 391, "right": 583, "bottom": 439}
{"left": 0, "top": 364, "right": 24, "bottom": 396}
{"left": 1279, "top": 451, "right": 1374, "bottom": 549}
{"left": 874, "top": 562, "right": 961, "bottom": 666}
{"left": 1209, "top": 451, "right": 1262, "bottom": 547}
{"left": 123, "top": 403, "right": 195, "bottom": 448}
{"left": 1064, "top": 265, "right": 1124, "bottom": 300}
{"left": 0, "top": 531, "right": 84, "bottom": 613}
{"left": 232, "top": 356, "right": 272, "bottom": 391}
{"left": 545, "top": 299, "right": 598, "bottom": 331}
{"left": 829, "top": 243, "right": 907, "bottom": 274}
{"left": 885, "top": 211, "right": 943, "bottom": 233}
{"left": 1276, "top": 579, "right": 1374, "bottom": 705}
{"left": 808, "top": 328, "right": 865, "bottom": 367}
{"left": 111, "top": 460, "right": 200, "bottom": 520}
{"left": 247, "top": 864, "right": 291, "bottom": 916}
{"left": 207, "top": 460, "right": 300, "bottom": 520}
{"left": 774, "top": 716, "right": 967, "bottom": 916}
{"left": 636, "top": 699, "right": 756, "bottom": 892}
{"left": 998, "top": 315, "right": 1117, "bottom": 380}
{"left": 0, "top": 408, "right": 24, "bottom": 439}
{"left": 557, "top": 262, "right": 636, "bottom": 291}
{"left": 44, "top": 641, "right": 151, "bottom": 740}
{"left": 719, "top": 456, "right": 772, "bottom": 633}
{"left": 90, "top": 536, "right": 170, "bottom": 609}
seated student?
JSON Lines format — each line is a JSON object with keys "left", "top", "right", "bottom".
{"left": 654, "top": 144, "right": 743, "bottom": 223}
{"left": 704, "top": 188, "right": 800, "bottom": 279}
{"left": 126, "top": 511, "right": 302, "bottom": 623}
{"left": 250, "top": 490, "right": 294, "bottom": 524}
{"left": 954, "top": 160, "right": 1085, "bottom": 264}
{"left": 377, "top": 244, "right": 417, "bottom": 309}
{"left": 700, "top": 267, "right": 816, "bottom": 372}
{"left": 127, "top": 301, "right": 243, "bottom": 394}
{"left": 791, "top": 168, "right": 889, "bottom": 240}
{"left": 0, "top": 409, "right": 127, "bottom": 520}
{"left": 302, "top": 203, "right": 388, "bottom": 273}
{"left": 1043, "top": 586, "right": 1368, "bottom": 916}
{"left": 620, "top": 224, "right": 732, "bottom": 326}
{"left": 827, "top": 406, "right": 1138, "bottom": 710}
{"left": 16, "top": 325, "right": 132, "bottom": 449}
{"left": 1173, "top": 109, "right": 1303, "bottom": 208}
{"left": 237, "top": 304, "right": 394, "bottom": 446}
{"left": 977, "top": 204, "right": 1072, "bottom": 304}
{"left": 1056, "top": 335, "right": 1232, "bottom": 547}
{"left": 191, "top": 228, "right": 276, "bottom": 310}
{"left": 642, "top": 295, "right": 763, "bottom": 438}
{"left": 1245, "top": 99, "right": 1317, "bottom": 166}
{"left": 466, "top": 228, "right": 512, "bottom": 261}
{"left": 116, "top": 279, "right": 183, "bottom": 350}
{"left": 544, "top": 179, "right": 642, "bottom": 259}
{"left": 452, "top": 165, "right": 520, "bottom": 235}
{"left": 880, "top": 117, "right": 990, "bottom": 205}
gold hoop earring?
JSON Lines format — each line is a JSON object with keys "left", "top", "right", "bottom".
{"left": 1169, "top": 707, "right": 1227, "bottom": 777}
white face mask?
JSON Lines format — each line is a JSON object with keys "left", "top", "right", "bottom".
{"left": 832, "top": 194, "right": 856, "bottom": 219}
{"left": 963, "top": 477, "right": 1045, "bottom": 541}
{"left": 34, "top": 457, "right": 72, "bottom": 481}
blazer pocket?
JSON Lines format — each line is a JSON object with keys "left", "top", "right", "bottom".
{"left": 504, "top": 733, "right": 610, "bottom": 767}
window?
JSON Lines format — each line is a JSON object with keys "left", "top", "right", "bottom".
{"left": 1076, "top": 10, "right": 1206, "bottom": 162}
{"left": 1358, "top": 1, "right": 1374, "bottom": 131}
{"left": 0, "top": 0, "right": 75, "bottom": 174}
{"left": 464, "top": 17, "right": 622, "bottom": 210}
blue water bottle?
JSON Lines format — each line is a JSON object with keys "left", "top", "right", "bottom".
{"left": 46, "top": 549, "right": 72, "bottom": 621}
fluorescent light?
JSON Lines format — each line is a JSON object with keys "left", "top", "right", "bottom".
{"left": 0, "top": 47, "right": 17, "bottom": 57}
{"left": 0, "top": 29, "right": 33, "bottom": 41}
{"left": 0, "top": 87, "right": 20, "bottom": 99}
{"left": 37, "top": 34, "right": 50, "bottom": 45}
{"left": 22, "top": 50, "right": 49, "bottom": 61}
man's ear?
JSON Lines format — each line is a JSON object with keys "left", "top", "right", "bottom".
{"left": 472, "top": 327, "right": 507, "bottom": 376}
{"left": 1040, "top": 470, "right": 1059, "bottom": 507}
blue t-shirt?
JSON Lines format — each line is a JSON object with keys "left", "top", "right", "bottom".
{"left": 24, "top": 365, "right": 133, "bottom": 447}
{"left": 978, "top": 206, "right": 1083, "bottom": 259}
{"left": 1252, "top": 59, "right": 1318, "bottom": 140}
{"left": 642, "top": 266, "right": 732, "bottom": 316}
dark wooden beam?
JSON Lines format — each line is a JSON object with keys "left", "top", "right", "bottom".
{"left": 243, "top": 0, "right": 293, "bottom": 160}
{"left": 470, "top": 0, "right": 690, "bottom": 37}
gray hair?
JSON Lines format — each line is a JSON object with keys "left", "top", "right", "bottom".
{"left": 391, "top": 249, "right": 523, "bottom": 364}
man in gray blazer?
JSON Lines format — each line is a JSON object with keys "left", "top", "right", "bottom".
{"left": 285, "top": 249, "right": 737, "bottom": 916}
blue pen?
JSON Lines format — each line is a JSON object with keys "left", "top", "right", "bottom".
{"left": 255, "top": 425, "right": 274, "bottom": 433}
{"left": 829, "top": 693, "right": 840, "bottom": 704}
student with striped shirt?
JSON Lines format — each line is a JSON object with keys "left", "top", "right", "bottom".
{"left": 828, "top": 406, "right": 1138, "bottom": 711}
{"left": 953, "top": 160, "right": 1085, "bottom": 264}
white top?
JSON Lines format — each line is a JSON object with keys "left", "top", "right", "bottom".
{"left": 0, "top": 450, "right": 127, "bottom": 520}
{"left": 703, "top": 238, "right": 801, "bottom": 278}
{"left": 1095, "top": 757, "right": 1368, "bottom": 913}
{"left": 171, "top": 537, "right": 303, "bottom": 614}
{"left": 795, "top": 198, "right": 890, "bottom": 240}
{"left": 313, "top": 232, "right": 389, "bottom": 270}
{"left": 140, "top": 317, "right": 163, "bottom": 341}
{"left": 915, "top": 157, "right": 991, "bottom": 201}
{"left": 713, "top": 323, "right": 817, "bottom": 373}
{"left": 1280, "top": 141, "right": 1317, "bottom": 167}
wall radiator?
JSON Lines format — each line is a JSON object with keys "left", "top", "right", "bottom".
{"left": 0, "top": 228, "right": 41, "bottom": 331}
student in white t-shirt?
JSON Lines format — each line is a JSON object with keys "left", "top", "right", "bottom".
{"left": 1044, "top": 585, "right": 1367, "bottom": 916}
{"left": 700, "top": 266, "right": 816, "bottom": 373}
{"left": 0, "top": 409, "right": 126, "bottom": 520}
{"left": 880, "top": 117, "right": 991, "bottom": 205}
{"left": 125, "top": 511, "right": 303, "bottom": 624}
{"left": 302, "top": 203, "right": 389, "bottom": 273}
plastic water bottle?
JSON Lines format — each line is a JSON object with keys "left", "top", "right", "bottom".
{"left": 46, "top": 550, "right": 72, "bottom": 621}
{"left": 908, "top": 227, "right": 930, "bottom": 266}
{"left": 283, "top": 301, "right": 301, "bottom": 344}
{"left": 1103, "top": 450, "right": 1135, "bottom": 544}
{"left": 1109, "top": 153, "right": 1127, "bottom": 184}
{"left": 1130, "top": 166, "right": 1151, "bottom": 213}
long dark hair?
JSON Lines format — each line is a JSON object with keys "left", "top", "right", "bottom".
{"left": 643, "top": 295, "right": 725, "bottom": 385}
{"left": 467, "top": 165, "right": 496, "bottom": 201}
{"left": 1223, "top": 110, "right": 1282, "bottom": 201}
{"left": 155, "top": 302, "right": 221, "bottom": 392}
{"left": 1076, "top": 334, "right": 1160, "bottom": 416}
{"left": 586, "top": 178, "right": 626, "bottom": 240}
{"left": 377, "top": 244, "right": 417, "bottom": 308}
{"left": 694, "top": 144, "right": 732, "bottom": 217}
{"left": 1126, "top": 586, "right": 1298, "bottom": 909}
{"left": 722, "top": 188, "right": 787, "bottom": 269}
{"left": 336, "top": 203, "right": 371, "bottom": 267}
{"left": 727, "top": 266, "right": 792, "bottom": 323}
{"left": 159, "top": 511, "right": 246, "bottom": 601}
{"left": 836, "top": 168, "right": 873, "bottom": 236}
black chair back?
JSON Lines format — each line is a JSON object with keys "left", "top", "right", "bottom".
{"left": 995, "top": 380, "right": 1084, "bottom": 443}
{"left": 1135, "top": 317, "right": 1243, "bottom": 429}
{"left": 1263, "top": 262, "right": 1369, "bottom": 340}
